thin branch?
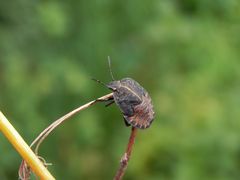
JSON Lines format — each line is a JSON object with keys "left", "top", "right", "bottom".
{"left": 33, "top": 92, "right": 113, "bottom": 154}
{"left": 19, "top": 93, "right": 113, "bottom": 180}
{"left": 114, "top": 127, "right": 138, "bottom": 180}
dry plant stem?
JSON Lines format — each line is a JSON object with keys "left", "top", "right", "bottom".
{"left": 19, "top": 93, "right": 113, "bottom": 180}
{"left": 33, "top": 92, "right": 113, "bottom": 153}
{"left": 114, "top": 127, "right": 138, "bottom": 180}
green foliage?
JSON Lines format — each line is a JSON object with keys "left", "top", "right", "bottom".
{"left": 0, "top": 0, "right": 240, "bottom": 179}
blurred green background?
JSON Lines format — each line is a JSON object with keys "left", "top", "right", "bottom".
{"left": 0, "top": 0, "right": 240, "bottom": 179}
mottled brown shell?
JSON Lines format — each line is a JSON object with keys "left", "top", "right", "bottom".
{"left": 124, "top": 92, "right": 154, "bottom": 129}
{"left": 107, "top": 78, "right": 155, "bottom": 129}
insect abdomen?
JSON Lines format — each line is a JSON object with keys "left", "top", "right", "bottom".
{"left": 124, "top": 93, "right": 154, "bottom": 129}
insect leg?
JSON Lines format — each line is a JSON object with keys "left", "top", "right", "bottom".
{"left": 123, "top": 118, "right": 131, "bottom": 127}
{"left": 105, "top": 100, "right": 115, "bottom": 107}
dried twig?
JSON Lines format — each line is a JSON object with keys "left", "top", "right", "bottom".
{"left": 114, "top": 127, "right": 138, "bottom": 180}
{"left": 18, "top": 93, "right": 113, "bottom": 180}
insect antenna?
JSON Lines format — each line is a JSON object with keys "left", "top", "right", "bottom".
{"left": 108, "top": 56, "right": 115, "bottom": 81}
{"left": 91, "top": 78, "right": 108, "bottom": 88}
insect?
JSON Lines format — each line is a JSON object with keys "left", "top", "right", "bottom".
{"left": 94, "top": 58, "right": 155, "bottom": 129}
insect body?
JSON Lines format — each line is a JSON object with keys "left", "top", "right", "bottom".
{"left": 107, "top": 78, "right": 154, "bottom": 129}
{"left": 94, "top": 58, "right": 155, "bottom": 129}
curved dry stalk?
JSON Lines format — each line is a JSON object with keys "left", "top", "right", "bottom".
{"left": 19, "top": 93, "right": 113, "bottom": 180}
{"left": 114, "top": 127, "right": 138, "bottom": 180}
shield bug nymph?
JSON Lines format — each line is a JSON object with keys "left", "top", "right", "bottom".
{"left": 94, "top": 58, "right": 155, "bottom": 129}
